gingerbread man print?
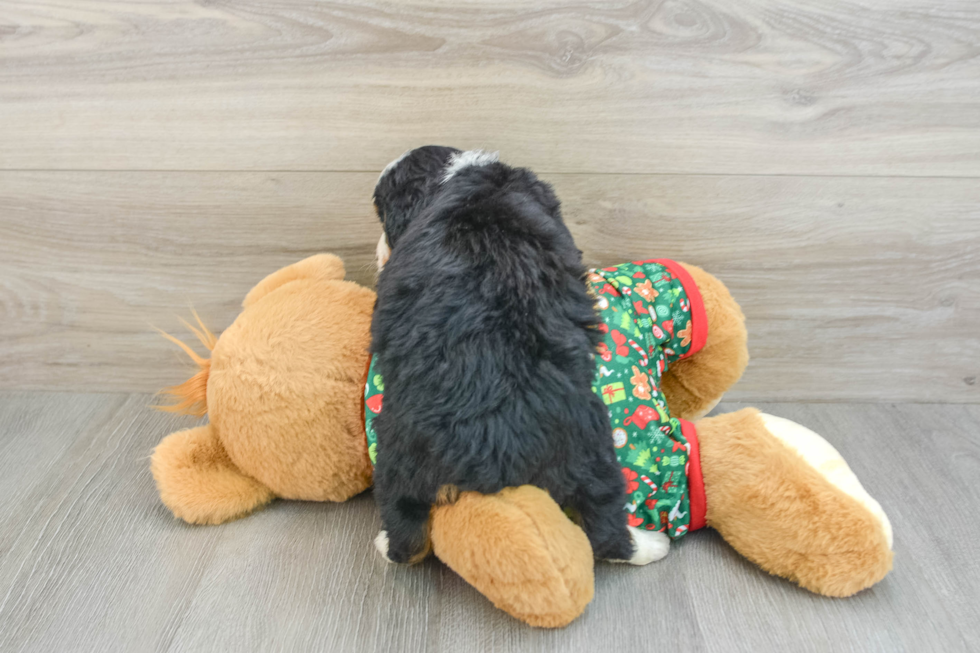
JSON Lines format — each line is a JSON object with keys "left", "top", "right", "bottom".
{"left": 630, "top": 365, "right": 653, "bottom": 400}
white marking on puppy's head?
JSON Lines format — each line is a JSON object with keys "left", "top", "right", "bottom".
{"left": 376, "top": 232, "right": 391, "bottom": 272}
{"left": 442, "top": 150, "right": 499, "bottom": 183}
{"left": 378, "top": 149, "right": 412, "bottom": 182}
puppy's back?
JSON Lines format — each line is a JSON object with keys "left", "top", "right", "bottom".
{"left": 371, "top": 163, "right": 605, "bottom": 491}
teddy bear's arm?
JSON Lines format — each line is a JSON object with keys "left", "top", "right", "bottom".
{"left": 659, "top": 262, "right": 749, "bottom": 421}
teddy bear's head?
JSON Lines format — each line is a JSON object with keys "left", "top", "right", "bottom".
{"left": 155, "top": 255, "right": 378, "bottom": 520}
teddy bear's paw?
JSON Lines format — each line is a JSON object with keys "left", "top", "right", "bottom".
{"left": 374, "top": 530, "right": 394, "bottom": 563}
{"left": 430, "top": 486, "right": 595, "bottom": 628}
{"left": 610, "top": 527, "right": 670, "bottom": 565}
{"left": 697, "top": 408, "right": 894, "bottom": 596}
{"left": 758, "top": 413, "right": 893, "bottom": 550}
{"left": 151, "top": 426, "right": 275, "bottom": 525}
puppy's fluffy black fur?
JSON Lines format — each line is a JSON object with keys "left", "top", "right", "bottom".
{"left": 371, "top": 147, "right": 633, "bottom": 562}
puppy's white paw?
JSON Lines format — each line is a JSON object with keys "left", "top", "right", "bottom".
{"left": 610, "top": 527, "right": 671, "bottom": 565}
{"left": 629, "top": 527, "right": 671, "bottom": 565}
{"left": 374, "top": 530, "right": 394, "bottom": 563}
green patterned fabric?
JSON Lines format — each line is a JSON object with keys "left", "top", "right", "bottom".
{"left": 364, "top": 368, "right": 383, "bottom": 466}
{"left": 589, "top": 261, "right": 695, "bottom": 538}
{"left": 363, "top": 260, "right": 697, "bottom": 539}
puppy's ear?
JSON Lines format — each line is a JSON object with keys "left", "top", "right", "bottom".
{"left": 529, "top": 176, "right": 563, "bottom": 222}
{"left": 373, "top": 145, "right": 461, "bottom": 247}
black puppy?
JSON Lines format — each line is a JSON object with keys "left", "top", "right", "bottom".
{"left": 370, "top": 147, "right": 650, "bottom": 564}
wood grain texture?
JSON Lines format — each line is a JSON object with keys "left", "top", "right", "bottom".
{"left": 563, "top": 173, "right": 980, "bottom": 403}
{"left": 0, "top": 394, "right": 977, "bottom": 651}
{"left": 0, "top": 171, "right": 382, "bottom": 394}
{"left": 1, "top": 0, "right": 979, "bottom": 175}
{"left": 2, "top": 171, "right": 978, "bottom": 401}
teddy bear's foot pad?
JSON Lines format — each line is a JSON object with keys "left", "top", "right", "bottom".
{"left": 758, "top": 413, "right": 893, "bottom": 548}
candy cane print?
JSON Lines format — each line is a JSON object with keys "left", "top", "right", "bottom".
{"left": 628, "top": 339, "right": 648, "bottom": 366}
{"left": 639, "top": 475, "right": 658, "bottom": 494}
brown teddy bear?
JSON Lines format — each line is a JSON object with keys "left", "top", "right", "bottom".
{"left": 151, "top": 253, "right": 892, "bottom": 628}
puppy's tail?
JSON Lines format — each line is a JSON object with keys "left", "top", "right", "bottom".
{"left": 154, "top": 311, "right": 216, "bottom": 417}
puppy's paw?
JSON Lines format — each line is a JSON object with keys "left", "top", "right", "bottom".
{"left": 374, "top": 530, "right": 394, "bottom": 563}
{"left": 629, "top": 527, "right": 671, "bottom": 565}
{"left": 609, "top": 527, "right": 670, "bottom": 565}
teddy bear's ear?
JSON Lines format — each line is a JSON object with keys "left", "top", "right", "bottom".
{"left": 242, "top": 254, "right": 346, "bottom": 308}
{"left": 298, "top": 253, "right": 346, "bottom": 281}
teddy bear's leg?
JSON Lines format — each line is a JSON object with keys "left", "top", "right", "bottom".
{"left": 151, "top": 425, "right": 275, "bottom": 525}
{"left": 659, "top": 263, "right": 748, "bottom": 421}
{"left": 242, "top": 253, "right": 347, "bottom": 308}
{"left": 430, "top": 486, "right": 594, "bottom": 628}
{"left": 696, "top": 408, "right": 893, "bottom": 597}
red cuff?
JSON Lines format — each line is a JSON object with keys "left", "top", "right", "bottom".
{"left": 643, "top": 259, "right": 709, "bottom": 359}
{"left": 680, "top": 419, "right": 707, "bottom": 532}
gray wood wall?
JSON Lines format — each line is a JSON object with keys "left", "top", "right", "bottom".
{"left": 2, "top": 0, "right": 978, "bottom": 402}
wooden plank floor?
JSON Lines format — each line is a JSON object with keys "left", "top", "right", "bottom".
{"left": 1, "top": 392, "right": 977, "bottom": 652}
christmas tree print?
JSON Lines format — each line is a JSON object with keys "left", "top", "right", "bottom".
{"left": 634, "top": 449, "right": 652, "bottom": 468}
{"left": 626, "top": 448, "right": 648, "bottom": 465}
